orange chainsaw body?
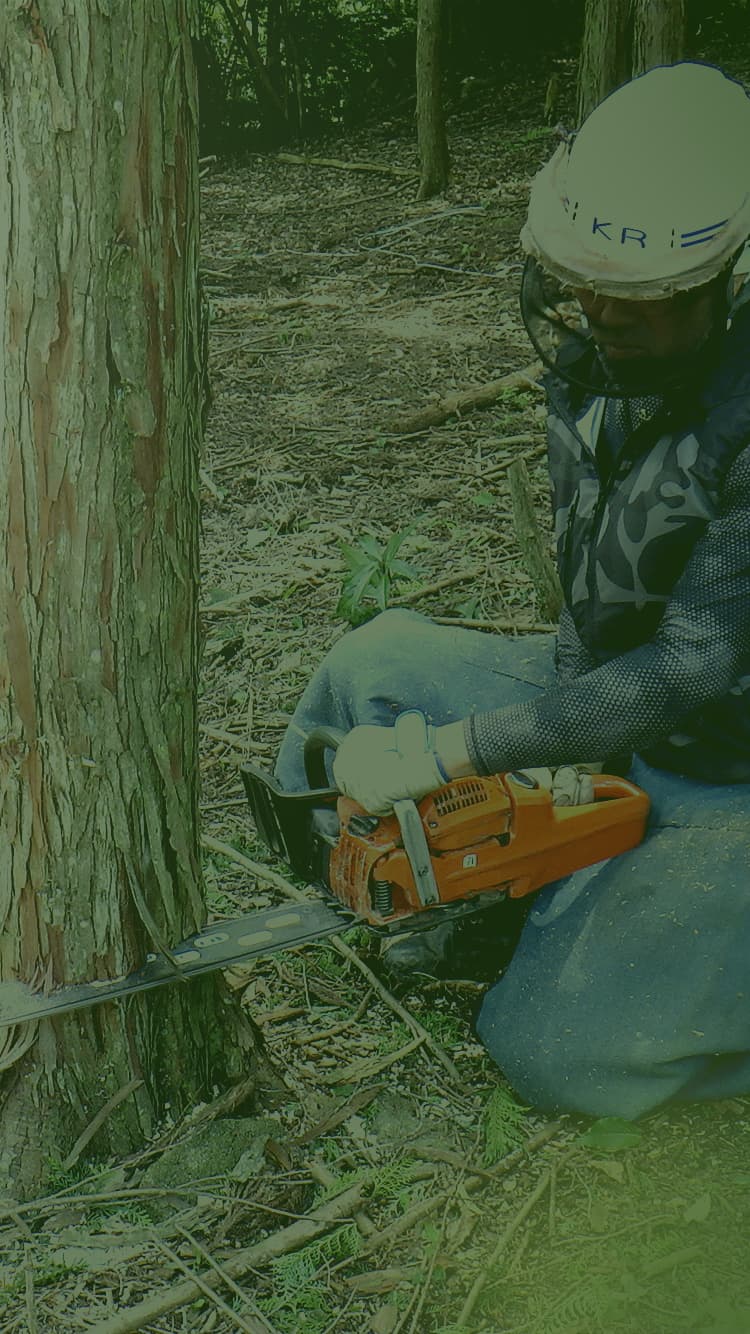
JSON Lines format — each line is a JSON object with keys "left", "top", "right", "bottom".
{"left": 328, "top": 772, "right": 650, "bottom": 926}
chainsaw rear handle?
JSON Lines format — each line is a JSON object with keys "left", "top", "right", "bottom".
{"left": 303, "top": 734, "right": 645, "bottom": 807}
{"left": 303, "top": 726, "right": 346, "bottom": 790}
{"left": 590, "top": 774, "right": 645, "bottom": 803}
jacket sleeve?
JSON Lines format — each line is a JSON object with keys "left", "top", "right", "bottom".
{"left": 464, "top": 445, "right": 750, "bottom": 774}
{"left": 555, "top": 603, "right": 598, "bottom": 685}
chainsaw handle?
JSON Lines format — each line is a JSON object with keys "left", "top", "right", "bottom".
{"left": 303, "top": 726, "right": 347, "bottom": 790}
{"left": 591, "top": 774, "right": 648, "bottom": 804}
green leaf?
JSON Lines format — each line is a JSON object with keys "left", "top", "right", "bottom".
{"left": 388, "top": 558, "right": 422, "bottom": 581}
{"left": 356, "top": 533, "right": 385, "bottom": 560}
{"left": 339, "top": 540, "right": 377, "bottom": 574}
{"left": 383, "top": 525, "right": 414, "bottom": 563}
{"left": 339, "top": 562, "right": 379, "bottom": 613}
{"left": 471, "top": 490, "right": 496, "bottom": 508}
{"left": 578, "top": 1117, "right": 643, "bottom": 1152}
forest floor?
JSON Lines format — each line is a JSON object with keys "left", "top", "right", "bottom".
{"left": 4, "top": 57, "right": 750, "bottom": 1334}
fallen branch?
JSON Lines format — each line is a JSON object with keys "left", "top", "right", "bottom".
{"left": 433, "top": 615, "right": 556, "bottom": 634}
{"left": 84, "top": 1181, "right": 365, "bottom": 1334}
{"left": 392, "top": 565, "right": 483, "bottom": 606}
{"left": 277, "top": 152, "right": 416, "bottom": 179}
{"left": 153, "top": 1236, "right": 263, "bottom": 1334}
{"left": 199, "top": 722, "right": 270, "bottom": 755}
{"left": 389, "top": 361, "right": 543, "bottom": 435}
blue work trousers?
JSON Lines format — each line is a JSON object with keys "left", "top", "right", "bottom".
{"left": 275, "top": 610, "right": 750, "bottom": 1119}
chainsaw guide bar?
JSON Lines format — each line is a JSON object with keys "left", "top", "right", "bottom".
{"left": 0, "top": 901, "right": 349, "bottom": 1029}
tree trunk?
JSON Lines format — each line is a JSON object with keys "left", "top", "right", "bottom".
{"left": 0, "top": 1, "right": 257, "bottom": 1199}
{"left": 416, "top": 0, "right": 450, "bottom": 201}
{"left": 578, "top": 0, "right": 686, "bottom": 124}
{"left": 266, "top": 0, "right": 284, "bottom": 111}
{"left": 219, "top": 0, "right": 289, "bottom": 142}
{"left": 631, "top": 0, "right": 685, "bottom": 76}
{"left": 577, "top": 0, "right": 632, "bottom": 123}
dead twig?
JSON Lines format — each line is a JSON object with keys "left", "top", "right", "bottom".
{"left": 154, "top": 1234, "right": 269, "bottom": 1334}
{"left": 24, "top": 1246, "right": 38, "bottom": 1334}
{"left": 410, "top": 1118, "right": 564, "bottom": 1188}
{"left": 360, "top": 1188, "right": 445, "bottom": 1258}
{"left": 432, "top": 615, "right": 556, "bottom": 633}
{"left": 323, "top": 1033, "right": 425, "bottom": 1084}
{"left": 481, "top": 441, "right": 547, "bottom": 479}
{"left": 175, "top": 1224, "right": 279, "bottom": 1333}
{"left": 457, "top": 1168, "right": 553, "bottom": 1326}
{"left": 83, "top": 1181, "right": 366, "bottom": 1334}
{"left": 392, "top": 566, "right": 483, "bottom": 605}
{"left": 295, "top": 1083, "right": 383, "bottom": 1146}
{"left": 293, "top": 989, "right": 372, "bottom": 1045}
{"left": 399, "top": 1184, "right": 463, "bottom": 1334}
{"left": 199, "top": 723, "right": 270, "bottom": 754}
{"left": 199, "top": 837, "right": 464, "bottom": 1086}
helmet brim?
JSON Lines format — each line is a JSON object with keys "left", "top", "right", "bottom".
{"left": 522, "top": 146, "right": 750, "bottom": 301}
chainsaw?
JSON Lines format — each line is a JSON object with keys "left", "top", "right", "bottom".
{"left": 0, "top": 727, "right": 649, "bottom": 1029}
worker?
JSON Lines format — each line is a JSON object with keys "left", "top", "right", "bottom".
{"left": 274, "top": 62, "right": 750, "bottom": 1119}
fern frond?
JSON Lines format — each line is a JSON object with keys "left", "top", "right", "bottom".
{"left": 482, "top": 1085, "right": 527, "bottom": 1163}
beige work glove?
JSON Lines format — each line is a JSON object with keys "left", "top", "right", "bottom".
{"left": 333, "top": 710, "right": 447, "bottom": 816}
{"left": 520, "top": 763, "right": 603, "bottom": 806}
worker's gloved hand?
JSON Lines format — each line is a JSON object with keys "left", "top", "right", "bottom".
{"left": 333, "top": 710, "right": 447, "bottom": 816}
{"left": 520, "top": 764, "right": 601, "bottom": 806}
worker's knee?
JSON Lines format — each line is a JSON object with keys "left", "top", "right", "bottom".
{"left": 476, "top": 996, "right": 658, "bottom": 1119}
{"left": 322, "top": 609, "right": 433, "bottom": 695}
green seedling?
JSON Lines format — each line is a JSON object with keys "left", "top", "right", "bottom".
{"left": 336, "top": 527, "right": 424, "bottom": 626}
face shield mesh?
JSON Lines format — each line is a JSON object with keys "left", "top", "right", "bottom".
{"left": 519, "top": 256, "right": 733, "bottom": 401}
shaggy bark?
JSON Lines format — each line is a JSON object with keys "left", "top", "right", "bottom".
{"left": 0, "top": 1, "right": 256, "bottom": 1197}
{"left": 578, "top": 0, "right": 686, "bottom": 123}
{"left": 416, "top": 0, "right": 450, "bottom": 200}
{"left": 631, "top": 0, "right": 686, "bottom": 76}
{"left": 577, "top": 0, "right": 632, "bottom": 123}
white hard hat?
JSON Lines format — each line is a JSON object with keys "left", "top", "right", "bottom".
{"left": 521, "top": 62, "right": 750, "bottom": 299}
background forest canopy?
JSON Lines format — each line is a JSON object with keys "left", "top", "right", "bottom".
{"left": 198, "top": 0, "right": 750, "bottom": 151}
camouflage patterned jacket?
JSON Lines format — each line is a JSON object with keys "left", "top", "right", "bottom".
{"left": 466, "top": 304, "right": 750, "bottom": 782}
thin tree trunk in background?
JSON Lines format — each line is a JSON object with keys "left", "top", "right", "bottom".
{"left": 266, "top": 0, "right": 284, "bottom": 110}
{"left": 577, "top": 0, "right": 632, "bottom": 123}
{"left": 0, "top": 0, "right": 257, "bottom": 1198}
{"left": 280, "top": 0, "right": 304, "bottom": 135}
{"left": 631, "top": 0, "right": 685, "bottom": 75}
{"left": 416, "top": 0, "right": 450, "bottom": 200}
{"left": 219, "top": 0, "right": 288, "bottom": 139}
